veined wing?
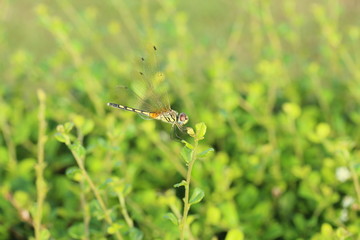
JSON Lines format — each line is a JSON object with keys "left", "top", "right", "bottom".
{"left": 131, "top": 45, "right": 171, "bottom": 114}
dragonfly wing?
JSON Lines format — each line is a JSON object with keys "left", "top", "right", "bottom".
{"left": 108, "top": 46, "right": 171, "bottom": 120}
{"left": 132, "top": 45, "right": 171, "bottom": 113}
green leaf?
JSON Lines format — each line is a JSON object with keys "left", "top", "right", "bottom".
{"left": 123, "top": 183, "right": 132, "bottom": 196}
{"left": 70, "top": 141, "right": 86, "bottom": 159}
{"left": 225, "top": 229, "right": 244, "bottom": 240}
{"left": 174, "top": 180, "right": 187, "bottom": 188}
{"left": 14, "top": 191, "right": 31, "bottom": 209}
{"left": 73, "top": 115, "right": 94, "bottom": 135}
{"left": 129, "top": 227, "right": 144, "bottom": 240}
{"left": 197, "top": 148, "right": 214, "bottom": 158}
{"left": 82, "top": 119, "right": 95, "bottom": 135}
{"left": 90, "top": 200, "right": 104, "bottom": 220}
{"left": 282, "top": 102, "right": 301, "bottom": 119}
{"left": 107, "top": 222, "right": 124, "bottom": 234}
{"left": 186, "top": 127, "right": 196, "bottom": 137}
{"left": 181, "top": 146, "right": 192, "bottom": 163}
{"left": 189, "top": 187, "right": 205, "bottom": 205}
{"left": 164, "top": 212, "right": 178, "bottom": 226}
{"left": 65, "top": 167, "right": 82, "bottom": 181}
{"left": 181, "top": 140, "right": 194, "bottom": 149}
{"left": 39, "top": 229, "right": 50, "bottom": 240}
{"left": 56, "top": 124, "right": 65, "bottom": 133}
{"left": 54, "top": 132, "right": 68, "bottom": 143}
{"left": 68, "top": 223, "right": 85, "bottom": 239}
{"left": 64, "top": 122, "right": 74, "bottom": 133}
{"left": 316, "top": 122, "right": 331, "bottom": 140}
{"left": 195, "top": 122, "right": 207, "bottom": 140}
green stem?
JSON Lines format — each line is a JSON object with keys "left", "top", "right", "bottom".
{"left": 349, "top": 163, "right": 360, "bottom": 205}
{"left": 66, "top": 144, "right": 124, "bottom": 240}
{"left": 34, "top": 89, "right": 47, "bottom": 240}
{"left": 179, "top": 140, "right": 198, "bottom": 240}
{"left": 118, "top": 193, "right": 134, "bottom": 228}
{"left": 80, "top": 178, "right": 90, "bottom": 240}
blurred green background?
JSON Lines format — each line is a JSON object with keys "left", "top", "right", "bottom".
{"left": 1, "top": 0, "right": 360, "bottom": 239}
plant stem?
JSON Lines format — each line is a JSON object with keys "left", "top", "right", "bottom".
{"left": 179, "top": 140, "right": 198, "bottom": 240}
{"left": 34, "top": 89, "right": 47, "bottom": 240}
{"left": 80, "top": 179, "right": 90, "bottom": 240}
{"left": 349, "top": 163, "right": 360, "bottom": 205}
{"left": 67, "top": 144, "right": 124, "bottom": 240}
{"left": 118, "top": 193, "right": 134, "bottom": 228}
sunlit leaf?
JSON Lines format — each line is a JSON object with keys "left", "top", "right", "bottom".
{"left": 107, "top": 222, "right": 124, "bottom": 235}
{"left": 129, "top": 227, "right": 144, "bottom": 240}
{"left": 64, "top": 122, "right": 74, "bottom": 133}
{"left": 164, "top": 212, "right": 179, "bottom": 226}
{"left": 68, "top": 223, "right": 85, "bottom": 239}
{"left": 65, "top": 167, "right": 82, "bottom": 182}
{"left": 225, "top": 229, "right": 244, "bottom": 240}
{"left": 197, "top": 148, "right": 214, "bottom": 158}
{"left": 195, "top": 122, "right": 207, "bottom": 140}
{"left": 70, "top": 141, "right": 86, "bottom": 159}
{"left": 54, "top": 132, "right": 67, "bottom": 143}
{"left": 189, "top": 187, "right": 205, "bottom": 205}
{"left": 186, "top": 127, "right": 196, "bottom": 137}
{"left": 174, "top": 180, "right": 187, "bottom": 188}
{"left": 181, "top": 140, "right": 194, "bottom": 149}
{"left": 181, "top": 146, "right": 192, "bottom": 163}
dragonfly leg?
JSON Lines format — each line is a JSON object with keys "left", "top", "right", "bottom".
{"left": 170, "top": 124, "right": 183, "bottom": 141}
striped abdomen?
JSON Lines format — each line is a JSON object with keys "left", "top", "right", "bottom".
{"left": 107, "top": 102, "right": 178, "bottom": 125}
{"left": 107, "top": 103, "right": 151, "bottom": 117}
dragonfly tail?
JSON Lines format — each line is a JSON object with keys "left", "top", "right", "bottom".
{"left": 107, "top": 103, "right": 151, "bottom": 116}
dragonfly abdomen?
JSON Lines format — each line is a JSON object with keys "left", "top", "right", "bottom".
{"left": 107, "top": 103, "right": 151, "bottom": 116}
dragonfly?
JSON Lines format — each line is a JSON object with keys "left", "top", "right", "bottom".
{"left": 107, "top": 46, "right": 189, "bottom": 135}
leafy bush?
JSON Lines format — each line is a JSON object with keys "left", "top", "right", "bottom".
{"left": 0, "top": 1, "right": 359, "bottom": 239}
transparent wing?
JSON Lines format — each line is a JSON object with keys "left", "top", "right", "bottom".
{"left": 108, "top": 45, "right": 171, "bottom": 117}
{"left": 109, "top": 86, "right": 154, "bottom": 120}
{"left": 132, "top": 45, "right": 171, "bottom": 113}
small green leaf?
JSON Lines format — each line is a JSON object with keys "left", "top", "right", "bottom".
{"left": 54, "top": 132, "right": 68, "bottom": 143}
{"left": 181, "top": 140, "right": 194, "bottom": 149}
{"left": 225, "top": 229, "right": 244, "bottom": 240}
{"left": 164, "top": 212, "right": 179, "bottom": 226}
{"left": 174, "top": 180, "right": 187, "bottom": 188}
{"left": 316, "top": 122, "right": 331, "bottom": 140}
{"left": 64, "top": 122, "right": 74, "bottom": 133}
{"left": 70, "top": 141, "right": 86, "bottom": 159}
{"left": 123, "top": 183, "right": 132, "bottom": 196}
{"left": 82, "top": 120, "right": 95, "bottom": 135}
{"left": 56, "top": 124, "right": 65, "bottom": 133}
{"left": 195, "top": 122, "right": 207, "bottom": 140}
{"left": 181, "top": 147, "right": 192, "bottom": 163}
{"left": 107, "top": 222, "right": 124, "bottom": 234}
{"left": 189, "top": 187, "right": 205, "bottom": 205}
{"left": 89, "top": 200, "right": 104, "bottom": 220}
{"left": 282, "top": 102, "right": 301, "bottom": 119}
{"left": 73, "top": 115, "right": 94, "bottom": 135}
{"left": 129, "top": 227, "right": 144, "bottom": 240}
{"left": 68, "top": 223, "right": 85, "bottom": 239}
{"left": 39, "top": 229, "right": 50, "bottom": 240}
{"left": 66, "top": 167, "right": 82, "bottom": 181}
{"left": 197, "top": 148, "right": 214, "bottom": 158}
{"left": 186, "top": 127, "right": 196, "bottom": 137}
{"left": 14, "top": 191, "right": 31, "bottom": 209}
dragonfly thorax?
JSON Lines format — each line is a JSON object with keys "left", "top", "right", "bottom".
{"left": 155, "top": 110, "right": 188, "bottom": 127}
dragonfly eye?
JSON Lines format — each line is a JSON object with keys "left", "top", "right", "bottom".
{"left": 178, "top": 113, "right": 189, "bottom": 125}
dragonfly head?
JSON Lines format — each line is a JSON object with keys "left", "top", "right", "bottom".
{"left": 177, "top": 112, "right": 189, "bottom": 126}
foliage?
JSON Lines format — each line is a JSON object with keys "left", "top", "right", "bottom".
{"left": 1, "top": 0, "right": 360, "bottom": 239}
